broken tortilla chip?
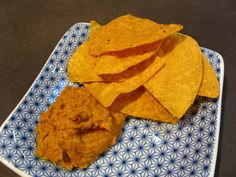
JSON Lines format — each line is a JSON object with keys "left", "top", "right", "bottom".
{"left": 144, "top": 33, "right": 202, "bottom": 118}
{"left": 111, "top": 87, "right": 178, "bottom": 123}
{"left": 89, "top": 14, "right": 183, "bottom": 55}
{"left": 198, "top": 53, "right": 219, "bottom": 98}
{"left": 85, "top": 56, "right": 165, "bottom": 107}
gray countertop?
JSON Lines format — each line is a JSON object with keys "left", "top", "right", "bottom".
{"left": 0, "top": 0, "right": 235, "bottom": 176}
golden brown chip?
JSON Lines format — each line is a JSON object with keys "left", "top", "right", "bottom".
{"left": 67, "top": 41, "right": 128, "bottom": 83}
{"left": 67, "top": 41, "right": 103, "bottom": 83}
{"left": 198, "top": 53, "right": 219, "bottom": 98}
{"left": 68, "top": 21, "right": 102, "bottom": 83}
{"left": 144, "top": 33, "right": 203, "bottom": 118}
{"left": 89, "top": 14, "right": 183, "bottom": 55}
{"left": 111, "top": 87, "right": 178, "bottom": 123}
{"left": 85, "top": 55, "right": 165, "bottom": 107}
{"left": 90, "top": 20, "right": 102, "bottom": 39}
{"left": 95, "top": 41, "right": 162, "bottom": 74}
{"left": 98, "top": 59, "right": 155, "bottom": 82}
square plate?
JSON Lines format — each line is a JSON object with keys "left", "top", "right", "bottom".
{"left": 0, "top": 23, "right": 224, "bottom": 177}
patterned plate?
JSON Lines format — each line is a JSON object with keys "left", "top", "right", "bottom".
{"left": 0, "top": 23, "right": 224, "bottom": 177}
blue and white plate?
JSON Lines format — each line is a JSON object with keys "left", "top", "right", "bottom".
{"left": 0, "top": 23, "right": 224, "bottom": 177}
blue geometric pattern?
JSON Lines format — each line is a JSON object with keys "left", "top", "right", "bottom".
{"left": 0, "top": 23, "right": 223, "bottom": 177}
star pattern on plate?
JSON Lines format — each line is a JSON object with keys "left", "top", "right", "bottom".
{"left": 0, "top": 23, "right": 222, "bottom": 177}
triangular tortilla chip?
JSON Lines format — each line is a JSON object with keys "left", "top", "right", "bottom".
{"left": 111, "top": 87, "right": 178, "bottom": 124}
{"left": 85, "top": 56, "right": 164, "bottom": 107}
{"left": 90, "top": 14, "right": 183, "bottom": 55}
{"left": 68, "top": 21, "right": 104, "bottom": 83}
{"left": 68, "top": 40, "right": 133, "bottom": 83}
{"left": 68, "top": 41, "right": 103, "bottom": 83}
{"left": 144, "top": 33, "right": 202, "bottom": 118}
{"left": 95, "top": 41, "right": 162, "bottom": 74}
{"left": 198, "top": 53, "right": 219, "bottom": 98}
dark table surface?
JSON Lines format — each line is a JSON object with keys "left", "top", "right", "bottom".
{"left": 0, "top": 1, "right": 235, "bottom": 176}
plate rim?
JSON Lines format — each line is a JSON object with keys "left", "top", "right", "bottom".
{"left": 0, "top": 23, "right": 224, "bottom": 177}
{"left": 201, "top": 47, "right": 224, "bottom": 177}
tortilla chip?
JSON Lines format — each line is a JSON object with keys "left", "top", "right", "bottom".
{"left": 67, "top": 41, "right": 131, "bottom": 83}
{"left": 68, "top": 41, "right": 103, "bottom": 83}
{"left": 198, "top": 53, "right": 219, "bottom": 98}
{"left": 111, "top": 87, "right": 178, "bottom": 123}
{"left": 89, "top": 21, "right": 102, "bottom": 39}
{"left": 95, "top": 41, "right": 162, "bottom": 75}
{"left": 99, "top": 55, "right": 159, "bottom": 81}
{"left": 144, "top": 33, "right": 202, "bottom": 118}
{"left": 89, "top": 14, "right": 183, "bottom": 55}
{"left": 85, "top": 55, "right": 165, "bottom": 107}
{"left": 68, "top": 21, "right": 103, "bottom": 83}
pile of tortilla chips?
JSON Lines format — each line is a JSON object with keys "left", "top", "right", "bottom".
{"left": 68, "top": 14, "right": 219, "bottom": 124}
